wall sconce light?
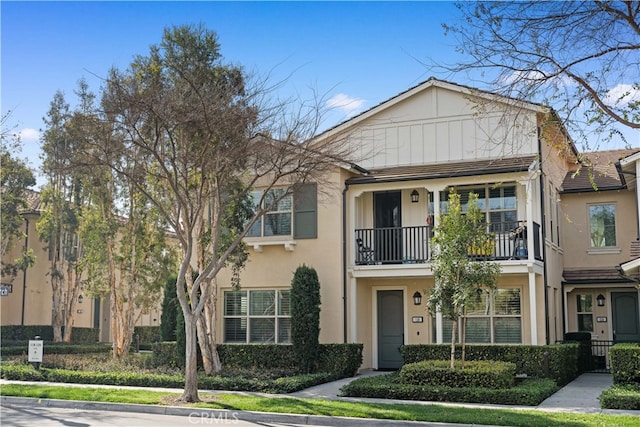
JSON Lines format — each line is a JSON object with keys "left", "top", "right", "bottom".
{"left": 78, "top": 295, "right": 84, "bottom": 304}
{"left": 411, "top": 189, "right": 419, "bottom": 203}
{"left": 597, "top": 294, "right": 605, "bottom": 307}
{"left": 413, "top": 291, "right": 422, "bottom": 305}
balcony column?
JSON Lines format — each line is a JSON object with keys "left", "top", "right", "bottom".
{"left": 428, "top": 185, "right": 447, "bottom": 343}
{"left": 520, "top": 177, "right": 538, "bottom": 344}
{"left": 349, "top": 275, "right": 358, "bottom": 343}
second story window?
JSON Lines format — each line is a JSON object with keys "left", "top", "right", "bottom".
{"left": 248, "top": 189, "right": 292, "bottom": 237}
{"left": 588, "top": 204, "right": 616, "bottom": 248}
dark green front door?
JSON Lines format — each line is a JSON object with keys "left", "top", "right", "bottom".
{"left": 377, "top": 290, "right": 404, "bottom": 370}
{"left": 612, "top": 292, "right": 640, "bottom": 342}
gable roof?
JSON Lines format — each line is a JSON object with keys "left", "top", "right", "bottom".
{"left": 315, "top": 77, "right": 553, "bottom": 143}
{"left": 560, "top": 149, "right": 640, "bottom": 193}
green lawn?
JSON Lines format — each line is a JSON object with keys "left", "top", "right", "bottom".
{"left": 1, "top": 383, "right": 638, "bottom": 427}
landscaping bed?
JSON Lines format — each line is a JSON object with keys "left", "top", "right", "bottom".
{"left": 340, "top": 372, "right": 559, "bottom": 406}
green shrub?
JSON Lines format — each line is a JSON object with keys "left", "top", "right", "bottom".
{"left": 0, "top": 363, "right": 334, "bottom": 394}
{"left": 340, "top": 372, "right": 558, "bottom": 406}
{"left": 317, "top": 344, "right": 363, "bottom": 378}
{"left": 150, "top": 342, "right": 362, "bottom": 379}
{"left": 160, "top": 275, "right": 178, "bottom": 341}
{"left": 291, "top": 265, "right": 321, "bottom": 374}
{"left": 0, "top": 325, "right": 98, "bottom": 344}
{"left": 402, "top": 343, "right": 578, "bottom": 386}
{"left": 1, "top": 343, "right": 110, "bottom": 357}
{"left": 133, "top": 326, "right": 161, "bottom": 346}
{"left": 610, "top": 343, "right": 640, "bottom": 385}
{"left": 600, "top": 384, "right": 640, "bottom": 410}
{"left": 399, "top": 360, "right": 515, "bottom": 389}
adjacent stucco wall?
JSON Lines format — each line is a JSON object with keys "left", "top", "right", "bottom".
{"left": 215, "top": 168, "right": 346, "bottom": 344}
{"left": 561, "top": 189, "right": 635, "bottom": 268}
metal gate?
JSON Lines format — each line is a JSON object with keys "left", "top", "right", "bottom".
{"left": 590, "top": 340, "right": 614, "bottom": 373}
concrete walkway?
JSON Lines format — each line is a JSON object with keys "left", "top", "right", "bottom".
{"left": 289, "top": 370, "right": 639, "bottom": 416}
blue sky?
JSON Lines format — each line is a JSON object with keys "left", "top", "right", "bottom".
{"left": 2, "top": 1, "right": 638, "bottom": 184}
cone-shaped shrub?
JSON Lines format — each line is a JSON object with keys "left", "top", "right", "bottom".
{"left": 291, "top": 265, "right": 321, "bottom": 374}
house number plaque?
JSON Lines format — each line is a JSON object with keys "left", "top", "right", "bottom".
{"left": 412, "top": 316, "right": 424, "bottom": 323}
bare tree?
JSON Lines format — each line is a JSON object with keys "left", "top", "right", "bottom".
{"left": 96, "top": 24, "right": 351, "bottom": 402}
{"left": 439, "top": 1, "right": 639, "bottom": 149}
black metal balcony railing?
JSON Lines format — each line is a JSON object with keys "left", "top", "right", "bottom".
{"left": 355, "top": 221, "right": 541, "bottom": 265}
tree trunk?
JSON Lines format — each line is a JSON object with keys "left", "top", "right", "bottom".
{"left": 197, "top": 286, "right": 222, "bottom": 375}
{"left": 181, "top": 311, "right": 200, "bottom": 402}
{"left": 461, "top": 312, "right": 467, "bottom": 367}
{"left": 450, "top": 318, "right": 457, "bottom": 369}
{"left": 51, "top": 275, "right": 64, "bottom": 342}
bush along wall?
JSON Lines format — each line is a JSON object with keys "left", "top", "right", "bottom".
{"left": 0, "top": 325, "right": 99, "bottom": 345}
{"left": 401, "top": 343, "right": 579, "bottom": 386}
{"left": 610, "top": 343, "right": 640, "bottom": 385}
{"left": 150, "top": 342, "right": 363, "bottom": 379}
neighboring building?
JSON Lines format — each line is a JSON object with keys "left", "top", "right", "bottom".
{"left": 0, "top": 191, "right": 161, "bottom": 342}
{"left": 3, "top": 78, "right": 639, "bottom": 372}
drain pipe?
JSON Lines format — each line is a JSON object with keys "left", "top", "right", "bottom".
{"left": 537, "top": 128, "right": 551, "bottom": 345}
{"left": 20, "top": 217, "right": 29, "bottom": 326}
{"left": 342, "top": 182, "right": 349, "bottom": 343}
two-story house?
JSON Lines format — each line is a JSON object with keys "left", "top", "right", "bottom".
{"left": 216, "top": 78, "right": 639, "bottom": 370}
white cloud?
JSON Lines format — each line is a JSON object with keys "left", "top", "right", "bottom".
{"left": 326, "top": 93, "right": 366, "bottom": 118}
{"left": 18, "top": 128, "right": 40, "bottom": 143}
{"left": 604, "top": 84, "right": 640, "bottom": 107}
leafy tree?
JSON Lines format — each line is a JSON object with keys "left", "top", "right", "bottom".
{"left": 94, "top": 24, "right": 350, "bottom": 402}
{"left": 427, "top": 189, "right": 501, "bottom": 368}
{"left": 0, "top": 113, "right": 36, "bottom": 278}
{"left": 37, "top": 91, "right": 85, "bottom": 343}
{"left": 440, "top": 1, "right": 639, "bottom": 149}
{"left": 291, "top": 264, "right": 321, "bottom": 374}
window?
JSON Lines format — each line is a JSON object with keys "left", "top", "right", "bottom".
{"left": 577, "top": 294, "right": 594, "bottom": 332}
{"left": 247, "top": 184, "right": 317, "bottom": 239}
{"left": 440, "top": 184, "right": 517, "bottom": 233}
{"left": 589, "top": 204, "right": 616, "bottom": 248}
{"left": 432, "top": 288, "right": 522, "bottom": 344}
{"left": 223, "top": 289, "right": 291, "bottom": 343}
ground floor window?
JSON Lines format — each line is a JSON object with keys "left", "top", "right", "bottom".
{"left": 223, "top": 289, "right": 291, "bottom": 343}
{"left": 432, "top": 288, "right": 522, "bottom": 344}
{"left": 577, "top": 294, "right": 594, "bottom": 332}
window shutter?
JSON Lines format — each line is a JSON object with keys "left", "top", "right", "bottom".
{"left": 294, "top": 183, "right": 317, "bottom": 239}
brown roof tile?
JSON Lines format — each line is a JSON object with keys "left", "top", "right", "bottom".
{"left": 561, "top": 149, "right": 639, "bottom": 192}
{"left": 347, "top": 156, "right": 537, "bottom": 184}
{"left": 563, "top": 268, "right": 634, "bottom": 284}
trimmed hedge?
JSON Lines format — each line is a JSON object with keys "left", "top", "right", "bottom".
{"left": 610, "top": 343, "right": 640, "bottom": 385}
{"left": 150, "top": 342, "right": 363, "bottom": 378}
{"left": 1, "top": 343, "right": 111, "bottom": 357}
{"left": 402, "top": 344, "right": 579, "bottom": 386}
{"left": 133, "top": 326, "right": 162, "bottom": 346}
{"left": 0, "top": 363, "right": 334, "bottom": 394}
{"left": 399, "top": 360, "right": 516, "bottom": 389}
{"left": 340, "top": 372, "right": 558, "bottom": 406}
{"left": 600, "top": 384, "right": 640, "bottom": 410}
{"left": 1, "top": 325, "right": 99, "bottom": 344}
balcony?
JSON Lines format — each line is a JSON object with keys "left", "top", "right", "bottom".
{"left": 354, "top": 221, "right": 541, "bottom": 265}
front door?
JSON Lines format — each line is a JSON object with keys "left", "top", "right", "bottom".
{"left": 612, "top": 292, "right": 640, "bottom": 342}
{"left": 374, "top": 191, "right": 402, "bottom": 263}
{"left": 377, "top": 290, "right": 404, "bottom": 370}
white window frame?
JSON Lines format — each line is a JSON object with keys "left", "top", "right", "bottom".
{"left": 588, "top": 203, "right": 617, "bottom": 249}
{"left": 223, "top": 289, "right": 291, "bottom": 344}
{"left": 576, "top": 294, "right": 594, "bottom": 332}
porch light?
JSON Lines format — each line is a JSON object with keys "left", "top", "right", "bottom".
{"left": 78, "top": 295, "right": 84, "bottom": 304}
{"left": 413, "top": 291, "right": 422, "bottom": 305}
{"left": 597, "top": 294, "right": 605, "bottom": 307}
{"left": 411, "top": 189, "right": 419, "bottom": 203}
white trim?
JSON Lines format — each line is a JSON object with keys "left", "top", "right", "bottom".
{"left": 250, "top": 240, "right": 296, "bottom": 252}
{"left": 621, "top": 257, "right": 640, "bottom": 275}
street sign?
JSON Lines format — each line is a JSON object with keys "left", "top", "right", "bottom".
{"left": 28, "top": 339, "right": 43, "bottom": 363}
